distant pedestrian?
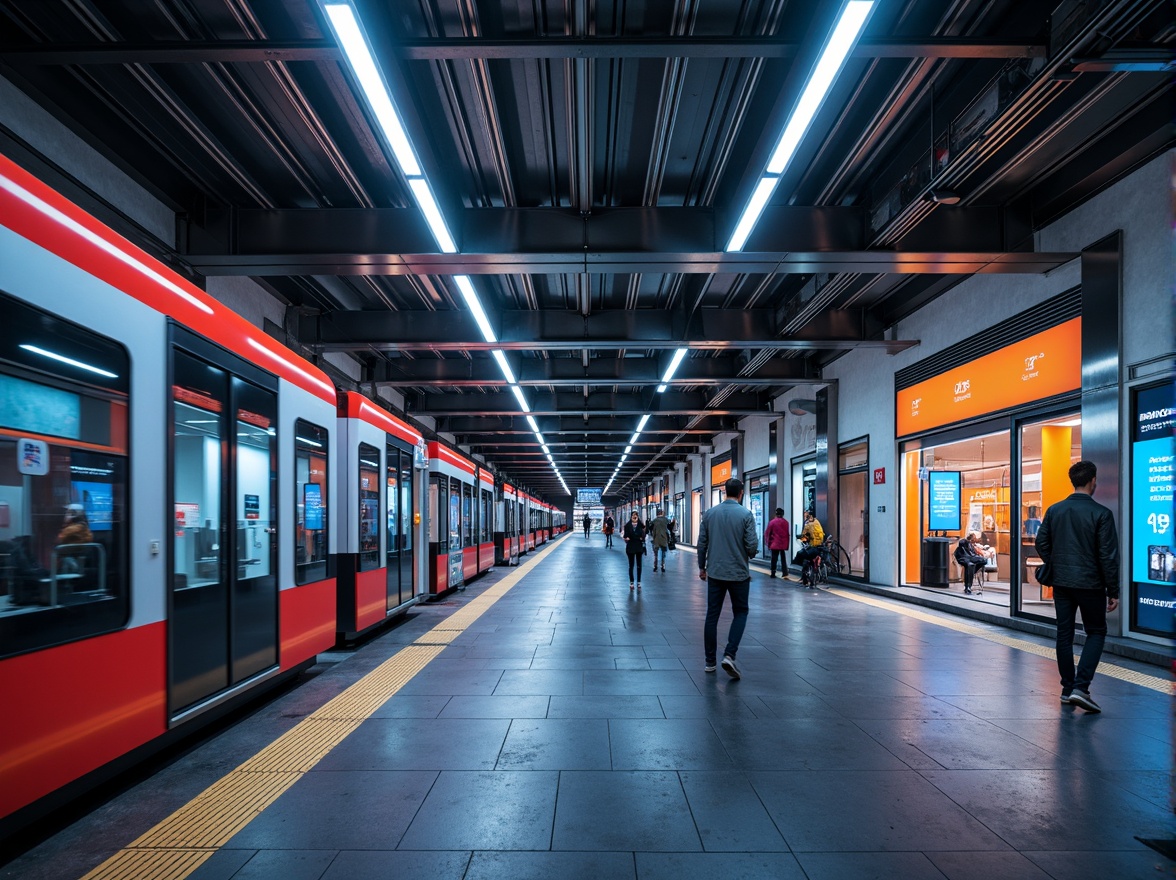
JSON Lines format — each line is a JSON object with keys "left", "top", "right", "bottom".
{"left": 793, "top": 510, "right": 825, "bottom": 588}
{"left": 1034, "top": 460, "right": 1120, "bottom": 713}
{"left": 698, "top": 478, "right": 759, "bottom": 679}
{"left": 583, "top": 513, "right": 592, "bottom": 538}
{"left": 623, "top": 511, "right": 647, "bottom": 592}
{"left": 765, "top": 508, "right": 790, "bottom": 580}
{"left": 603, "top": 512, "right": 616, "bottom": 548}
{"left": 650, "top": 508, "right": 671, "bottom": 572}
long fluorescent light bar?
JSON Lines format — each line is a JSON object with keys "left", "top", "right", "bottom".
{"left": 409, "top": 179, "right": 457, "bottom": 253}
{"left": 636, "top": 414, "right": 651, "bottom": 432}
{"left": 491, "top": 349, "right": 515, "bottom": 383}
{"left": 767, "top": 2, "right": 874, "bottom": 175}
{"left": 510, "top": 384, "right": 530, "bottom": 413}
{"left": 725, "top": 1, "right": 874, "bottom": 253}
{"left": 455, "top": 275, "right": 496, "bottom": 343}
{"left": 525, "top": 415, "right": 539, "bottom": 432}
{"left": 322, "top": 4, "right": 421, "bottom": 176}
{"left": 657, "top": 347, "right": 689, "bottom": 393}
{"left": 20, "top": 344, "right": 118, "bottom": 378}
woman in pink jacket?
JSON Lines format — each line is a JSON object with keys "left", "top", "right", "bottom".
{"left": 765, "top": 508, "right": 791, "bottom": 580}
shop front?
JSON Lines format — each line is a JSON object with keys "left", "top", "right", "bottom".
{"left": 710, "top": 456, "right": 731, "bottom": 507}
{"left": 897, "top": 314, "right": 1082, "bottom": 621}
{"left": 745, "top": 470, "right": 770, "bottom": 560}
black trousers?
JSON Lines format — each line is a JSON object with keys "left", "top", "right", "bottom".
{"left": 770, "top": 549, "right": 786, "bottom": 574}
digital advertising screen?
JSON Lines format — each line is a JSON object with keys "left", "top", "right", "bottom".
{"left": 1131, "top": 380, "right": 1175, "bottom": 635}
{"left": 73, "top": 480, "right": 113, "bottom": 531}
{"left": 927, "top": 471, "right": 962, "bottom": 532}
{"left": 303, "top": 483, "right": 324, "bottom": 530}
{"left": 576, "top": 488, "right": 602, "bottom": 505}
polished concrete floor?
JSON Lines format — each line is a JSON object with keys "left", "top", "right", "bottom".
{"left": 5, "top": 533, "right": 1173, "bottom": 880}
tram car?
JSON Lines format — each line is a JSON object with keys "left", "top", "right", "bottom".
{"left": 425, "top": 442, "right": 496, "bottom": 594}
{"left": 334, "top": 391, "right": 423, "bottom": 641}
{"left": 0, "top": 152, "right": 342, "bottom": 835}
{"left": 496, "top": 483, "right": 519, "bottom": 564}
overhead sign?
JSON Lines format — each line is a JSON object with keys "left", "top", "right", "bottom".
{"left": 1131, "top": 380, "right": 1174, "bottom": 636}
{"left": 896, "top": 318, "right": 1081, "bottom": 436}
{"left": 577, "top": 488, "right": 602, "bottom": 505}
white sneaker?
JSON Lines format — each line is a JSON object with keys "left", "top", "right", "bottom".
{"left": 705, "top": 663, "right": 716, "bottom": 673}
{"left": 1068, "top": 690, "right": 1101, "bottom": 713}
{"left": 721, "top": 655, "right": 740, "bottom": 680}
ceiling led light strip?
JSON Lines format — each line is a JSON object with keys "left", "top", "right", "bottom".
{"left": 725, "top": 0, "right": 874, "bottom": 253}
{"left": 657, "top": 348, "right": 689, "bottom": 393}
{"left": 323, "top": 2, "right": 456, "bottom": 253}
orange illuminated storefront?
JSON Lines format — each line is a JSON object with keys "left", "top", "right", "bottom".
{"left": 710, "top": 457, "right": 732, "bottom": 507}
{"left": 897, "top": 315, "right": 1083, "bottom": 620}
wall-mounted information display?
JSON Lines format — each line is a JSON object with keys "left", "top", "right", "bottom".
{"left": 576, "top": 488, "right": 602, "bottom": 505}
{"left": 1131, "top": 380, "right": 1175, "bottom": 636}
{"left": 928, "top": 471, "right": 962, "bottom": 531}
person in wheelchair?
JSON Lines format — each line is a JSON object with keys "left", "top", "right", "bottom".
{"left": 793, "top": 510, "right": 825, "bottom": 589}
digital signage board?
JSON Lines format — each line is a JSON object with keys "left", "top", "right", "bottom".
{"left": 928, "top": 471, "right": 962, "bottom": 532}
{"left": 1131, "top": 380, "right": 1175, "bottom": 636}
{"left": 577, "top": 488, "right": 602, "bottom": 505}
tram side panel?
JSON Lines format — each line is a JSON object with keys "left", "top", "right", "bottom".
{"left": 0, "top": 153, "right": 340, "bottom": 831}
{"left": 477, "top": 470, "right": 495, "bottom": 573}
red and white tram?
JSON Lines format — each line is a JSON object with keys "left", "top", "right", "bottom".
{"left": 0, "top": 152, "right": 339, "bottom": 833}
{"left": 425, "top": 442, "right": 495, "bottom": 594}
{"left": 335, "top": 391, "right": 422, "bottom": 641}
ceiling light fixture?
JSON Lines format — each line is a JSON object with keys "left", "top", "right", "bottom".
{"left": 725, "top": 0, "right": 875, "bottom": 252}
{"left": 657, "top": 348, "right": 689, "bottom": 393}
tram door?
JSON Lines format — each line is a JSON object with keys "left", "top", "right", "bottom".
{"left": 386, "top": 443, "right": 415, "bottom": 608}
{"left": 170, "top": 342, "right": 278, "bottom": 714}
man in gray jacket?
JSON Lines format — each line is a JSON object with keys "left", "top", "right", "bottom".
{"left": 698, "top": 477, "right": 759, "bottom": 679}
{"left": 1034, "top": 460, "right": 1120, "bottom": 713}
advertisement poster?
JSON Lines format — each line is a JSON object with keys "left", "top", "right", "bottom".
{"left": 303, "top": 483, "right": 323, "bottom": 530}
{"left": 244, "top": 494, "right": 260, "bottom": 520}
{"left": 928, "top": 471, "right": 962, "bottom": 531}
{"left": 1131, "top": 381, "right": 1175, "bottom": 635}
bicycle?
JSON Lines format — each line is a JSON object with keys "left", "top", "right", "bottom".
{"left": 801, "top": 538, "right": 851, "bottom": 587}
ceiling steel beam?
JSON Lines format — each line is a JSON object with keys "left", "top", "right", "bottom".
{"left": 0, "top": 37, "right": 1048, "bottom": 65}
{"left": 437, "top": 415, "right": 739, "bottom": 434}
{"left": 301, "top": 308, "right": 915, "bottom": 353}
{"left": 179, "top": 205, "right": 1074, "bottom": 277}
{"left": 407, "top": 390, "right": 774, "bottom": 417}
{"left": 365, "top": 354, "right": 816, "bottom": 386}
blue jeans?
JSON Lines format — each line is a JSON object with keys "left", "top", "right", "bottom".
{"left": 1053, "top": 587, "right": 1108, "bottom": 693}
{"left": 654, "top": 546, "right": 666, "bottom": 567}
{"left": 704, "top": 577, "right": 750, "bottom": 664}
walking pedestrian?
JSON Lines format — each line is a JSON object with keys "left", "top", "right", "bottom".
{"left": 582, "top": 513, "right": 592, "bottom": 539}
{"left": 698, "top": 478, "right": 759, "bottom": 679}
{"left": 603, "top": 511, "right": 615, "bottom": 548}
{"left": 1034, "top": 460, "right": 1120, "bottom": 713}
{"left": 764, "top": 508, "right": 791, "bottom": 580}
{"left": 650, "top": 508, "right": 671, "bottom": 572}
{"left": 623, "top": 511, "right": 647, "bottom": 592}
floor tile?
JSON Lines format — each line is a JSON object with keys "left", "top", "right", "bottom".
{"left": 466, "top": 851, "right": 636, "bottom": 880}
{"left": 1024, "top": 849, "right": 1173, "bottom": 880}
{"left": 678, "top": 771, "right": 789, "bottom": 851}
{"left": 609, "top": 719, "right": 735, "bottom": 770}
{"left": 749, "top": 770, "right": 1009, "bottom": 852}
{"left": 315, "top": 718, "right": 510, "bottom": 770}
{"left": 635, "top": 852, "right": 807, "bottom": 880}
{"left": 795, "top": 851, "right": 949, "bottom": 880}
{"left": 438, "top": 695, "right": 549, "bottom": 718}
{"left": 497, "top": 719, "right": 611, "bottom": 770}
{"left": 227, "top": 770, "right": 437, "bottom": 850}
{"left": 924, "top": 850, "right": 1054, "bottom": 879}
{"left": 552, "top": 771, "right": 701, "bottom": 852}
{"left": 548, "top": 695, "right": 664, "bottom": 718}
{"left": 398, "top": 771, "right": 558, "bottom": 850}
{"left": 320, "top": 850, "right": 471, "bottom": 879}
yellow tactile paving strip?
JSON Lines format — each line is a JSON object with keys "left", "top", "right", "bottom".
{"left": 827, "top": 588, "right": 1172, "bottom": 694}
{"left": 79, "top": 536, "right": 566, "bottom": 880}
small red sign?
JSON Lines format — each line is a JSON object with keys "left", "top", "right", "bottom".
{"left": 873, "top": 467, "right": 886, "bottom": 485}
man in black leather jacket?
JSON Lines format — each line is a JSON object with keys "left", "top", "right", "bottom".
{"left": 1034, "top": 460, "right": 1120, "bottom": 713}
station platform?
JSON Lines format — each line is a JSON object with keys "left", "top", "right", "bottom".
{"left": 5, "top": 532, "right": 1173, "bottom": 880}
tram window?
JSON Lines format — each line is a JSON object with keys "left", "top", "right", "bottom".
{"left": 294, "top": 420, "right": 329, "bottom": 585}
{"left": 428, "top": 476, "right": 442, "bottom": 544}
{"left": 462, "top": 483, "right": 473, "bottom": 548}
{"left": 358, "top": 443, "right": 380, "bottom": 570}
{"left": 449, "top": 480, "right": 462, "bottom": 552}
{"left": 480, "top": 489, "right": 491, "bottom": 543}
{"left": 0, "top": 294, "right": 129, "bottom": 659}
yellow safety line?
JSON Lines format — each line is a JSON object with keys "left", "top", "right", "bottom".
{"left": 79, "top": 535, "right": 568, "bottom": 880}
{"left": 827, "top": 588, "right": 1172, "bottom": 694}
